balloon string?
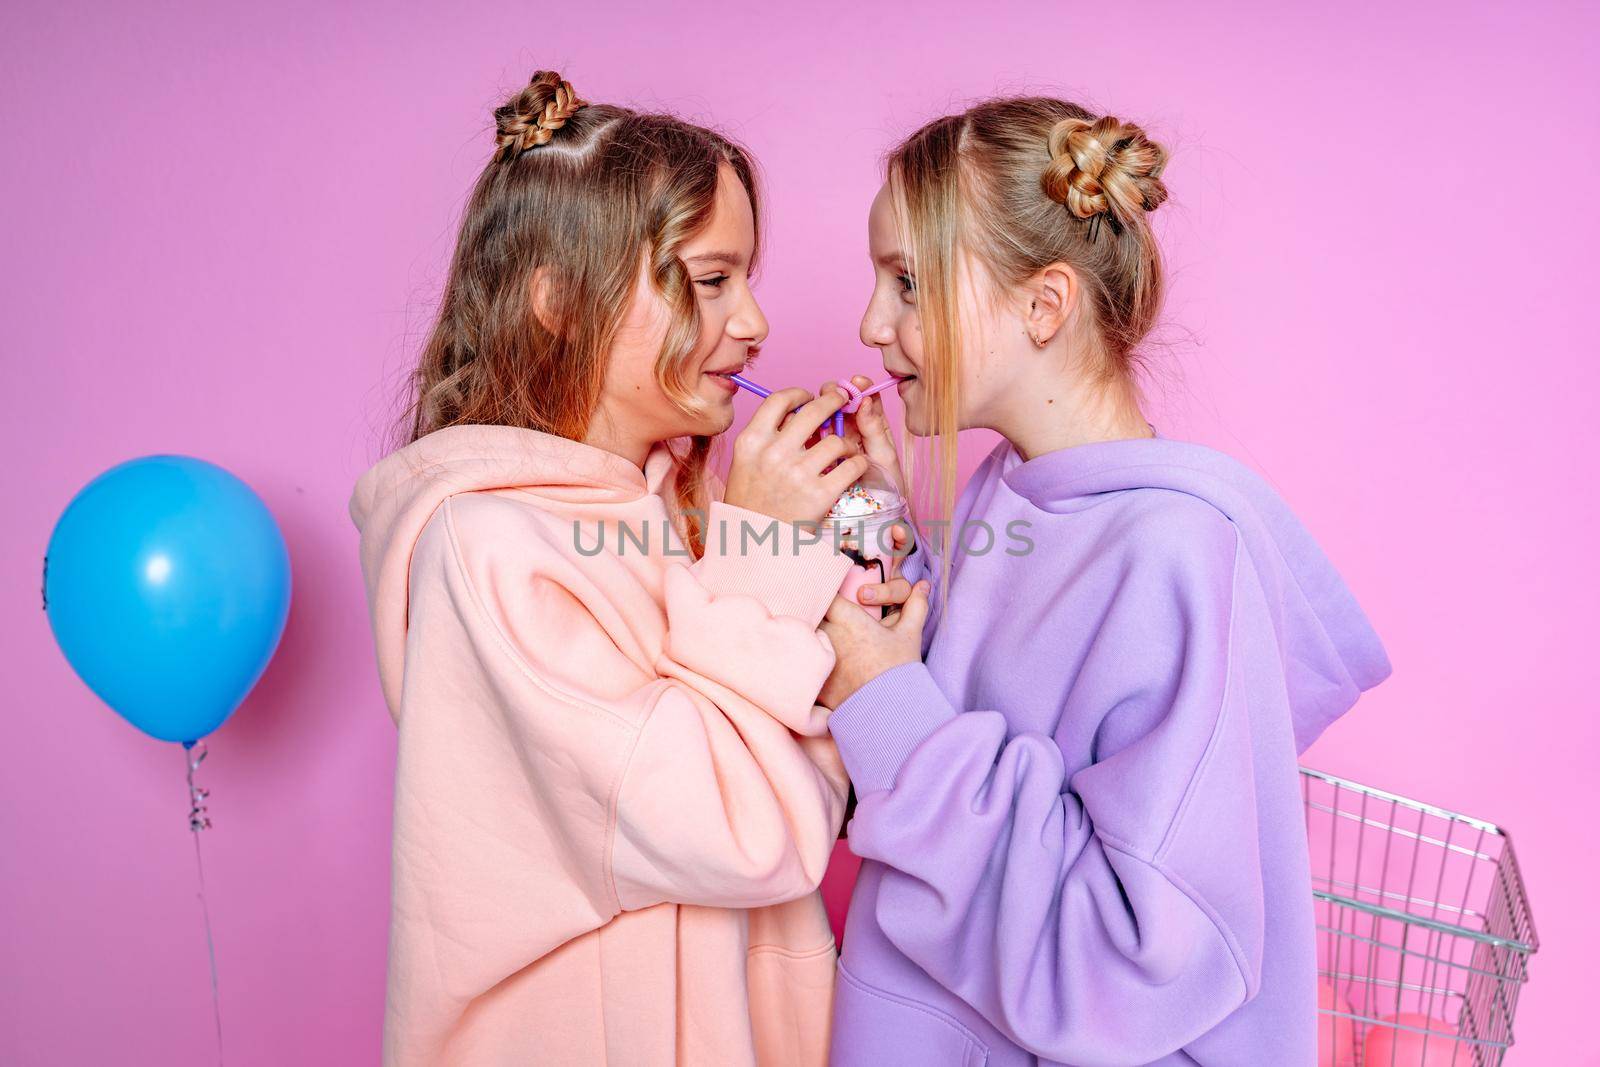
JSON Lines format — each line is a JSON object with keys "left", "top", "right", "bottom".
{"left": 184, "top": 742, "right": 224, "bottom": 1066}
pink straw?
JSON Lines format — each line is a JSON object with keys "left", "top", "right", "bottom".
{"left": 835, "top": 376, "right": 900, "bottom": 413}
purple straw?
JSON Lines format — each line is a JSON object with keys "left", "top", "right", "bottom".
{"left": 728, "top": 373, "right": 900, "bottom": 438}
{"left": 727, "top": 373, "right": 770, "bottom": 398}
{"left": 729, "top": 372, "right": 836, "bottom": 433}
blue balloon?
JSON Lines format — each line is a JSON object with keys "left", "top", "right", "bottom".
{"left": 44, "top": 456, "right": 291, "bottom": 744}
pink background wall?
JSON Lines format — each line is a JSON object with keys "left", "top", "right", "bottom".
{"left": 4, "top": 1, "right": 1595, "bottom": 1063}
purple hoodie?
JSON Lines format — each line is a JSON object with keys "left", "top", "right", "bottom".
{"left": 825, "top": 437, "right": 1390, "bottom": 1067}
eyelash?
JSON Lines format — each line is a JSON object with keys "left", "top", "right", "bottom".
{"left": 897, "top": 273, "right": 916, "bottom": 295}
{"left": 696, "top": 274, "right": 729, "bottom": 291}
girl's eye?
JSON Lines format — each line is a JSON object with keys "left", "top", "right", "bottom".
{"left": 897, "top": 273, "right": 916, "bottom": 295}
{"left": 696, "top": 274, "right": 729, "bottom": 291}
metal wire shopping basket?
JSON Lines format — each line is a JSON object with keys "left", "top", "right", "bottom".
{"left": 1302, "top": 768, "right": 1539, "bottom": 1066}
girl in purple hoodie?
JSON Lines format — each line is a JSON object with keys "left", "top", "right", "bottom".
{"left": 814, "top": 97, "right": 1391, "bottom": 1066}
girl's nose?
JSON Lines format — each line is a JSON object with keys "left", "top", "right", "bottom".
{"left": 860, "top": 307, "right": 894, "bottom": 349}
{"left": 730, "top": 291, "right": 769, "bottom": 346}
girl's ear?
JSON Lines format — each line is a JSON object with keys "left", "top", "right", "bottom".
{"left": 1024, "top": 262, "right": 1080, "bottom": 347}
{"left": 530, "top": 266, "right": 559, "bottom": 335}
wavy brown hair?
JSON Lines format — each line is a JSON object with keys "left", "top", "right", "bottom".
{"left": 401, "top": 70, "right": 763, "bottom": 557}
{"left": 886, "top": 97, "right": 1169, "bottom": 584}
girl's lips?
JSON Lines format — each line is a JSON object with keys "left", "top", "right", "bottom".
{"left": 705, "top": 371, "right": 739, "bottom": 394}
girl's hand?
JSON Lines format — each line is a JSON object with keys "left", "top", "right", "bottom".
{"left": 853, "top": 525, "right": 918, "bottom": 610}
{"left": 835, "top": 374, "right": 908, "bottom": 499}
{"left": 723, "top": 387, "right": 868, "bottom": 525}
{"left": 817, "top": 579, "right": 931, "bottom": 709}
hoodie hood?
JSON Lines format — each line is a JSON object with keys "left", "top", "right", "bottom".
{"left": 1000, "top": 436, "right": 1391, "bottom": 751}
{"left": 349, "top": 425, "right": 676, "bottom": 718}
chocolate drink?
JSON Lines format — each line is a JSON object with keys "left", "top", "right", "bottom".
{"left": 823, "top": 460, "right": 910, "bottom": 615}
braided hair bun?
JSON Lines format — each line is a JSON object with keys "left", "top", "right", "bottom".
{"left": 1040, "top": 115, "right": 1169, "bottom": 229}
{"left": 494, "top": 70, "right": 587, "bottom": 160}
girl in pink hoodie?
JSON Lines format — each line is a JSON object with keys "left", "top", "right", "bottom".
{"left": 350, "top": 70, "right": 866, "bottom": 1066}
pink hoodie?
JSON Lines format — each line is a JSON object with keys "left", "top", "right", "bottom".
{"left": 349, "top": 425, "right": 855, "bottom": 1065}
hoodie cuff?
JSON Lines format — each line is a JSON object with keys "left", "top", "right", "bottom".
{"left": 896, "top": 537, "right": 931, "bottom": 586}
{"left": 692, "top": 500, "right": 854, "bottom": 628}
{"left": 828, "top": 661, "right": 958, "bottom": 795}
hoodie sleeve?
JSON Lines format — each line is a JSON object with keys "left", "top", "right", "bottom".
{"left": 890, "top": 539, "right": 943, "bottom": 660}
{"left": 826, "top": 508, "right": 1267, "bottom": 1063}
{"left": 690, "top": 499, "right": 855, "bottom": 628}
{"left": 442, "top": 494, "right": 853, "bottom": 915}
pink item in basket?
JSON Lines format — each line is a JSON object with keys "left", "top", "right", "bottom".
{"left": 1363, "top": 1013, "right": 1458, "bottom": 1066}
{"left": 1316, "top": 979, "right": 1356, "bottom": 1067}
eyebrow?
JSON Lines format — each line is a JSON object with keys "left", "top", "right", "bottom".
{"left": 874, "top": 253, "right": 908, "bottom": 269}
{"left": 684, "top": 250, "right": 745, "bottom": 268}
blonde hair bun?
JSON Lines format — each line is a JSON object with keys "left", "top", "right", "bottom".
{"left": 494, "top": 70, "right": 587, "bottom": 160}
{"left": 1041, "top": 115, "right": 1169, "bottom": 226}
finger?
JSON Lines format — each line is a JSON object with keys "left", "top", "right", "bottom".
{"left": 748, "top": 387, "right": 817, "bottom": 435}
{"left": 838, "top": 405, "right": 867, "bottom": 451}
{"left": 820, "top": 452, "right": 871, "bottom": 497}
{"left": 844, "top": 375, "right": 878, "bottom": 441}
{"left": 883, "top": 522, "right": 916, "bottom": 567}
{"left": 810, "top": 380, "right": 854, "bottom": 446}
{"left": 852, "top": 386, "right": 887, "bottom": 425}
{"left": 802, "top": 432, "right": 853, "bottom": 476}
{"left": 856, "top": 576, "right": 912, "bottom": 606}
{"left": 851, "top": 398, "right": 901, "bottom": 471}
{"left": 824, "top": 592, "right": 869, "bottom": 626}
{"left": 895, "top": 580, "right": 931, "bottom": 633}
{"left": 777, "top": 384, "right": 852, "bottom": 446}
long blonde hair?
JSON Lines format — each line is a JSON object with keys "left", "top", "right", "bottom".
{"left": 886, "top": 96, "right": 1169, "bottom": 579}
{"left": 402, "top": 70, "right": 763, "bottom": 557}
